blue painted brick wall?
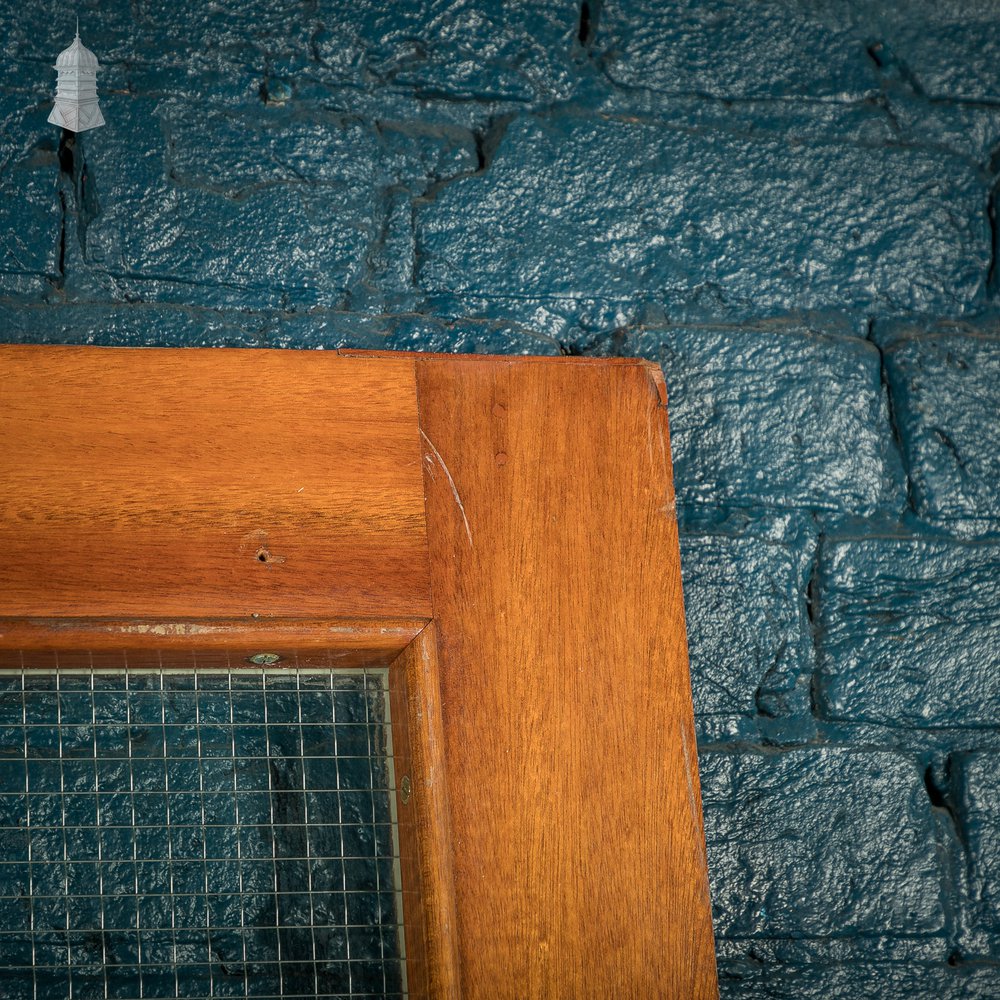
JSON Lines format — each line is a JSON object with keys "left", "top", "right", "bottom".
{"left": 2, "top": 2, "right": 999, "bottom": 996}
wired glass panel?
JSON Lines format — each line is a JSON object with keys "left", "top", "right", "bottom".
{"left": 0, "top": 664, "right": 405, "bottom": 1000}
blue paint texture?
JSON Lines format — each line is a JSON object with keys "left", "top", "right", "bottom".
{"left": 2, "top": 1, "right": 1000, "bottom": 995}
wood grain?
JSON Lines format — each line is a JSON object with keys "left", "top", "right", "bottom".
{"left": 0, "top": 616, "right": 427, "bottom": 671}
{"left": 1, "top": 346, "right": 717, "bottom": 996}
{"left": 388, "top": 625, "right": 462, "bottom": 999}
{"left": 416, "top": 356, "right": 718, "bottom": 998}
{"left": 0, "top": 346, "right": 431, "bottom": 620}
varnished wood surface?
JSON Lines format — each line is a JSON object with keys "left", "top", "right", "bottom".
{"left": 0, "top": 346, "right": 431, "bottom": 620}
{"left": 1, "top": 346, "right": 717, "bottom": 996}
{"left": 388, "top": 625, "right": 462, "bottom": 999}
{"left": 416, "top": 357, "right": 718, "bottom": 998}
{"left": 0, "top": 616, "right": 427, "bottom": 671}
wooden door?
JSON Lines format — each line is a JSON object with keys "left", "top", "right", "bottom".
{"left": 0, "top": 345, "right": 718, "bottom": 999}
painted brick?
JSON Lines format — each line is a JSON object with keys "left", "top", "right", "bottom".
{"left": 597, "top": 1, "right": 1000, "bottom": 105}
{"left": 868, "top": 2, "right": 1000, "bottom": 103}
{"left": 885, "top": 97, "right": 1000, "bottom": 163}
{"left": 0, "top": 302, "right": 560, "bottom": 356}
{"left": 163, "top": 105, "right": 478, "bottom": 197}
{"left": 161, "top": 105, "right": 382, "bottom": 200}
{"left": 679, "top": 515, "right": 814, "bottom": 744}
{"left": 0, "top": 96, "right": 62, "bottom": 296}
{"left": 814, "top": 537, "right": 1000, "bottom": 728}
{"left": 881, "top": 322, "right": 1000, "bottom": 533}
{"left": 596, "top": 0, "right": 876, "bottom": 102}
{"left": 307, "top": 0, "right": 582, "bottom": 103}
{"left": 957, "top": 753, "right": 1000, "bottom": 939}
{"left": 701, "top": 749, "right": 944, "bottom": 938}
{"left": 69, "top": 99, "right": 376, "bottom": 308}
{"left": 717, "top": 961, "right": 1000, "bottom": 1000}
{"left": 45, "top": 97, "right": 489, "bottom": 310}
{"left": 0, "top": 303, "right": 267, "bottom": 349}
{"left": 417, "top": 115, "right": 989, "bottom": 319}
{"left": 418, "top": 292, "right": 662, "bottom": 351}
{"left": 646, "top": 323, "right": 905, "bottom": 514}
{"left": 2, "top": 2, "right": 582, "bottom": 108}
{"left": 592, "top": 2, "right": 1000, "bottom": 162}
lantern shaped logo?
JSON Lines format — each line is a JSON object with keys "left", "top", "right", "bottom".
{"left": 48, "top": 25, "right": 105, "bottom": 133}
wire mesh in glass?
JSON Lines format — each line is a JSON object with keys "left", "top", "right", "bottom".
{"left": 0, "top": 664, "right": 405, "bottom": 1000}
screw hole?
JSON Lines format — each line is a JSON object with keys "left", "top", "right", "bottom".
{"left": 256, "top": 549, "right": 270, "bottom": 563}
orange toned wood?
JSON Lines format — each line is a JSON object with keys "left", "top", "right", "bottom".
{"left": 416, "top": 357, "right": 718, "bottom": 998}
{"left": 0, "top": 616, "right": 428, "bottom": 671}
{"left": 0, "top": 345, "right": 718, "bottom": 997}
{"left": 0, "top": 346, "right": 431, "bottom": 620}
{"left": 388, "top": 625, "right": 462, "bottom": 999}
